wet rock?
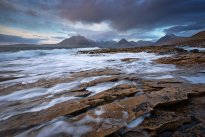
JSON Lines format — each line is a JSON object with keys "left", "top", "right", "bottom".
{"left": 121, "top": 58, "right": 139, "bottom": 62}
{"left": 67, "top": 91, "right": 91, "bottom": 97}
{"left": 188, "top": 95, "right": 205, "bottom": 123}
{"left": 155, "top": 53, "right": 205, "bottom": 66}
{"left": 0, "top": 76, "right": 19, "bottom": 82}
{"left": 71, "top": 68, "right": 120, "bottom": 78}
{"left": 0, "top": 83, "right": 138, "bottom": 134}
{"left": 139, "top": 110, "right": 191, "bottom": 133}
{"left": 138, "top": 93, "right": 205, "bottom": 137}
{"left": 190, "top": 49, "right": 199, "bottom": 53}
{"left": 11, "top": 83, "right": 205, "bottom": 137}
{"left": 122, "top": 130, "right": 149, "bottom": 137}
{"left": 141, "top": 79, "right": 184, "bottom": 93}
{"left": 133, "top": 102, "right": 151, "bottom": 113}
{"left": 78, "top": 45, "right": 176, "bottom": 54}
{"left": 172, "top": 124, "right": 205, "bottom": 137}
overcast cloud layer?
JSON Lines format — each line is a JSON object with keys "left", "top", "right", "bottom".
{"left": 0, "top": 0, "right": 205, "bottom": 44}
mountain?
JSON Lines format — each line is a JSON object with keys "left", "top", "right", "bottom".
{"left": 173, "top": 30, "right": 205, "bottom": 46}
{"left": 1, "top": 30, "right": 205, "bottom": 50}
{"left": 118, "top": 39, "right": 129, "bottom": 45}
{"left": 156, "top": 33, "right": 187, "bottom": 45}
{"left": 191, "top": 31, "right": 205, "bottom": 39}
{"left": 103, "top": 39, "right": 154, "bottom": 48}
{"left": 131, "top": 40, "right": 154, "bottom": 47}
{"left": 58, "top": 35, "right": 95, "bottom": 47}
{"left": 116, "top": 39, "right": 135, "bottom": 48}
{"left": 96, "top": 40, "right": 117, "bottom": 48}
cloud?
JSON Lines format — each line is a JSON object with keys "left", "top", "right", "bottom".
{"left": 164, "top": 22, "right": 205, "bottom": 34}
{"left": 0, "top": 0, "right": 38, "bottom": 17}
{"left": 0, "top": 0, "right": 205, "bottom": 43}
{"left": 51, "top": 36, "right": 66, "bottom": 39}
{"left": 58, "top": 0, "right": 205, "bottom": 31}
{"left": 0, "top": 34, "right": 43, "bottom": 45}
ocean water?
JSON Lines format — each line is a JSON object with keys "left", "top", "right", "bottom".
{"left": 0, "top": 48, "right": 176, "bottom": 87}
{"left": 0, "top": 48, "right": 177, "bottom": 121}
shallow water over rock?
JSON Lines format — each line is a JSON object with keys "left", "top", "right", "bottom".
{"left": 182, "top": 73, "right": 205, "bottom": 84}
{"left": 179, "top": 46, "right": 205, "bottom": 52}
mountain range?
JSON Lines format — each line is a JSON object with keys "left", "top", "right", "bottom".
{"left": 54, "top": 30, "right": 205, "bottom": 48}
{"left": 1, "top": 31, "right": 205, "bottom": 49}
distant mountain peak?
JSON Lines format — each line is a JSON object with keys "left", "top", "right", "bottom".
{"left": 67, "top": 35, "right": 91, "bottom": 41}
{"left": 191, "top": 30, "right": 205, "bottom": 39}
{"left": 156, "top": 33, "right": 184, "bottom": 45}
{"left": 58, "top": 35, "right": 95, "bottom": 47}
{"left": 118, "top": 39, "right": 129, "bottom": 44}
{"left": 114, "top": 38, "right": 135, "bottom": 48}
{"left": 137, "top": 40, "right": 145, "bottom": 42}
{"left": 164, "top": 33, "right": 176, "bottom": 37}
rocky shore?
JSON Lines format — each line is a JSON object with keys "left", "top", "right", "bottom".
{"left": 0, "top": 44, "right": 205, "bottom": 137}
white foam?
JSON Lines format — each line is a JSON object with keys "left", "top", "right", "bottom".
{"left": 0, "top": 96, "right": 79, "bottom": 121}
{"left": 76, "top": 115, "right": 102, "bottom": 124}
{"left": 0, "top": 50, "right": 176, "bottom": 88}
{"left": 145, "top": 74, "right": 174, "bottom": 80}
{"left": 86, "top": 80, "right": 131, "bottom": 95}
{"left": 94, "top": 107, "right": 104, "bottom": 116}
{"left": 0, "top": 88, "right": 47, "bottom": 102}
{"left": 46, "top": 81, "right": 81, "bottom": 94}
{"left": 15, "top": 115, "right": 102, "bottom": 137}
{"left": 0, "top": 80, "right": 82, "bottom": 102}
{"left": 16, "top": 120, "right": 92, "bottom": 137}
{"left": 29, "top": 96, "right": 79, "bottom": 112}
{"left": 144, "top": 64, "right": 176, "bottom": 73}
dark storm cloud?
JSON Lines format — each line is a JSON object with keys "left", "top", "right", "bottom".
{"left": 1, "top": 0, "right": 205, "bottom": 32}
{"left": 0, "top": 0, "right": 38, "bottom": 17}
{"left": 0, "top": 34, "right": 43, "bottom": 44}
{"left": 58, "top": 0, "right": 205, "bottom": 31}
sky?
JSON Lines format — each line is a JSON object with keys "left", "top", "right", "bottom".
{"left": 0, "top": 0, "right": 205, "bottom": 45}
